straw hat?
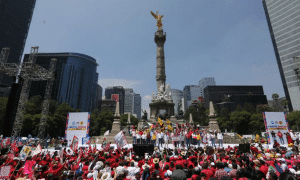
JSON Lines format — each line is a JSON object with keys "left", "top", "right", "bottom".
{"left": 181, "top": 151, "right": 187, "bottom": 156}
{"left": 142, "top": 162, "right": 150, "bottom": 169}
{"left": 153, "top": 158, "right": 159, "bottom": 164}
{"left": 101, "top": 172, "right": 111, "bottom": 180}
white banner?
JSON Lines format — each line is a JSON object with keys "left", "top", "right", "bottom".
{"left": 65, "top": 112, "right": 90, "bottom": 146}
{"left": 263, "top": 112, "right": 290, "bottom": 145}
{"left": 114, "top": 131, "right": 128, "bottom": 149}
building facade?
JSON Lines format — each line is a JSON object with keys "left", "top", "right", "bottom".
{"left": 171, "top": 89, "right": 183, "bottom": 116}
{"left": 183, "top": 85, "right": 202, "bottom": 112}
{"left": 133, "top": 93, "right": 141, "bottom": 119}
{"left": 23, "top": 52, "right": 99, "bottom": 112}
{"left": 124, "top": 88, "right": 134, "bottom": 114}
{"left": 262, "top": 0, "right": 300, "bottom": 111}
{"left": 199, "top": 77, "right": 216, "bottom": 98}
{"left": 0, "top": 0, "right": 36, "bottom": 87}
{"left": 97, "top": 84, "right": 102, "bottom": 109}
{"left": 105, "top": 86, "right": 125, "bottom": 115}
{"left": 203, "top": 85, "right": 268, "bottom": 111}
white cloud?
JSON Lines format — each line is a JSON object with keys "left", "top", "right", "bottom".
{"left": 98, "top": 79, "right": 142, "bottom": 89}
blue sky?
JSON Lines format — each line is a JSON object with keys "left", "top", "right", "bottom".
{"left": 23, "top": 0, "right": 284, "bottom": 114}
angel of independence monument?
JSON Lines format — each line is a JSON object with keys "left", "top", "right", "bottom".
{"left": 149, "top": 11, "right": 176, "bottom": 123}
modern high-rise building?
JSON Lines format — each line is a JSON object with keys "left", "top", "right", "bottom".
{"left": 105, "top": 86, "right": 125, "bottom": 115}
{"left": 183, "top": 85, "right": 202, "bottom": 111}
{"left": 124, "top": 88, "right": 134, "bottom": 114}
{"left": 133, "top": 93, "right": 141, "bottom": 119}
{"left": 97, "top": 84, "right": 102, "bottom": 109}
{"left": 171, "top": 89, "right": 183, "bottom": 115}
{"left": 199, "top": 77, "right": 216, "bottom": 97}
{"left": 263, "top": 0, "right": 299, "bottom": 111}
{"left": 0, "top": 0, "right": 36, "bottom": 87}
{"left": 203, "top": 85, "right": 268, "bottom": 111}
{"left": 23, "top": 52, "right": 99, "bottom": 112}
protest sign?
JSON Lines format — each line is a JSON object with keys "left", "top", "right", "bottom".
{"left": 114, "top": 131, "right": 128, "bottom": 149}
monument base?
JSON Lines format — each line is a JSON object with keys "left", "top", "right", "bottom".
{"left": 149, "top": 100, "right": 175, "bottom": 123}
{"left": 209, "top": 117, "right": 220, "bottom": 131}
{"left": 138, "top": 120, "right": 149, "bottom": 130}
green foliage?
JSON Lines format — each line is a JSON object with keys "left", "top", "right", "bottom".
{"left": 184, "top": 103, "right": 208, "bottom": 126}
{"left": 230, "top": 111, "right": 252, "bottom": 134}
{"left": 249, "top": 113, "right": 265, "bottom": 135}
{"left": 0, "top": 97, "right": 8, "bottom": 130}
{"left": 287, "top": 111, "right": 300, "bottom": 131}
{"left": 89, "top": 109, "right": 114, "bottom": 136}
{"left": 217, "top": 108, "right": 231, "bottom": 132}
{"left": 120, "top": 114, "right": 139, "bottom": 127}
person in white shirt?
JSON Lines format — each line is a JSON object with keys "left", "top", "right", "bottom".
{"left": 211, "top": 131, "right": 216, "bottom": 148}
{"left": 157, "top": 131, "right": 163, "bottom": 149}
{"left": 141, "top": 132, "right": 147, "bottom": 144}
{"left": 136, "top": 131, "right": 141, "bottom": 144}
{"left": 206, "top": 132, "right": 211, "bottom": 146}
{"left": 217, "top": 131, "right": 223, "bottom": 147}
{"left": 164, "top": 132, "right": 169, "bottom": 148}
{"left": 132, "top": 130, "right": 136, "bottom": 144}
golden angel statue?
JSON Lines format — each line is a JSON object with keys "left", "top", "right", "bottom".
{"left": 150, "top": 11, "right": 164, "bottom": 29}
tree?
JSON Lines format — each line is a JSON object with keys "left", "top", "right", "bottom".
{"left": 0, "top": 97, "right": 8, "bottom": 130}
{"left": 120, "top": 114, "right": 139, "bottom": 127}
{"left": 217, "top": 107, "right": 231, "bottom": 132}
{"left": 230, "top": 111, "right": 252, "bottom": 134}
{"left": 249, "top": 113, "right": 265, "bottom": 135}
{"left": 281, "top": 100, "right": 289, "bottom": 112}
{"left": 184, "top": 102, "right": 208, "bottom": 126}
{"left": 243, "top": 102, "right": 255, "bottom": 114}
{"left": 287, "top": 111, "right": 300, "bottom": 131}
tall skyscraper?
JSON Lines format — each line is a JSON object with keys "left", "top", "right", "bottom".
{"left": 0, "top": 0, "right": 36, "bottom": 87}
{"left": 23, "top": 52, "right": 99, "bottom": 112}
{"left": 183, "top": 85, "right": 202, "bottom": 111}
{"left": 134, "top": 93, "right": 141, "bottom": 119}
{"left": 97, "top": 84, "right": 102, "bottom": 109}
{"left": 105, "top": 86, "right": 125, "bottom": 115}
{"left": 171, "top": 89, "right": 183, "bottom": 115}
{"left": 124, "top": 88, "right": 134, "bottom": 114}
{"left": 263, "top": 0, "right": 299, "bottom": 111}
{"left": 199, "top": 77, "right": 216, "bottom": 97}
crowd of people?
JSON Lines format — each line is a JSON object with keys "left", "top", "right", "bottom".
{"left": 129, "top": 125, "right": 224, "bottom": 149}
{"left": 1, "top": 124, "right": 300, "bottom": 180}
{"left": 0, "top": 138, "right": 300, "bottom": 180}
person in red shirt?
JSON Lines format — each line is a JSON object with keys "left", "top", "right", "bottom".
{"left": 201, "top": 163, "right": 213, "bottom": 180}
{"left": 273, "top": 140, "right": 280, "bottom": 149}
{"left": 277, "top": 131, "right": 285, "bottom": 144}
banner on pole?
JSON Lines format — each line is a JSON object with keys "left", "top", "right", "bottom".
{"left": 82, "top": 137, "right": 90, "bottom": 145}
{"left": 65, "top": 112, "right": 90, "bottom": 146}
{"left": 114, "top": 131, "right": 128, "bottom": 149}
{"left": 263, "top": 112, "right": 290, "bottom": 145}
{"left": 19, "top": 146, "right": 32, "bottom": 160}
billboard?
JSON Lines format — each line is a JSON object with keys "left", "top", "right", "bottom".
{"left": 65, "top": 112, "right": 90, "bottom": 146}
{"left": 111, "top": 94, "right": 119, "bottom": 102}
{"left": 263, "top": 112, "right": 290, "bottom": 145}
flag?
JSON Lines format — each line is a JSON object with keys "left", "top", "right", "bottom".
{"left": 168, "top": 125, "right": 173, "bottom": 131}
{"left": 32, "top": 144, "right": 42, "bottom": 157}
{"left": 11, "top": 142, "right": 19, "bottom": 153}
{"left": 70, "top": 135, "right": 78, "bottom": 151}
{"left": 166, "top": 119, "right": 171, "bottom": 124}
{"left": 266, "top": 164, "right": 280, "bottom": 178}
{"left": 114, "top": 131, "right": 128, "bottom": 149}
{"left": 104, "top": 130, "right": 109, "bottom": 136}
{"left": 102, "top": 138, "right": 110, "bottom": 151}
{"left": 158, "top": 117, "right": 163, "bottom": 126}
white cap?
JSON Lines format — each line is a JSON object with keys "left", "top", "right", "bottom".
{"left": 87, "top": 173, "right": 93, "bottom": 178}
{"left": 211, "top": 162, "right": 215, "bottom": 166}
{"left": 167, "top": 170, "right": 172, "bottom": 176}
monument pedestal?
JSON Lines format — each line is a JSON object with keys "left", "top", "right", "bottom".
{"left": 138, "top": 119, "right": 149, "bottom": 130}
{"left": 209, "top": 117, "right": 220, "bottom": 131}
{"left": 149, "top": 100, "right": 175, "bottom": 123}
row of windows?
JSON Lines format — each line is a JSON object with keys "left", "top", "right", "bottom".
{"left": 267, "top": 0, "right": 291, "bottom": 14}
{"left": 285, "top": 75, "right": 298, "bottom": 84}
{"left": 269, "top": 1, "right": 299, "bottom": 24}
{"left": 281, "top": 58, "right": 298, "bottom": 68}
{"left": 273, "top": 14, "right": 300, "bottom": 35}
{"left": 278, "top": 43, "right": 300, "bottom": 58}
{"left": 278, "top": 39, "right": 300, "bottom": 54}
{"left": 287, "top": 80, "right": 300, "bottom": 88}
{"left": 275, "top": 26, "right": 300, "bottom": 42}
{"left": 276, "top": 29, "right": 300, "bottom": 47}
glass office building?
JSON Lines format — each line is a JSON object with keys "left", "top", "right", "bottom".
{"left": 0, "top": 0, "right": 36, "bottom": 87}
{"left": 23, "top": 52, "right": 99, "bottom": 112}
{"left": 263, "top": 0, "right": 300, "bottom": 111}
{"left": 171, "top": 89, "right": 183, "bottom": 115}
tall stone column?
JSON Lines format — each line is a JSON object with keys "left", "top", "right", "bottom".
{"left": 155, "top": 28, "right": 166, "bottom": 92}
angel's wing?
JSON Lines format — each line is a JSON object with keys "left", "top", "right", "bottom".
{"left": 151, "top": 11, "right": 157, "bottom": 19}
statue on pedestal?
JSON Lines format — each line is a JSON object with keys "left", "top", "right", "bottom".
{"left": 142, "top": 110, "right": 148, "bottom": 120}
{"left": 150, "top": 11, "right": 164, "bottom": 29}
